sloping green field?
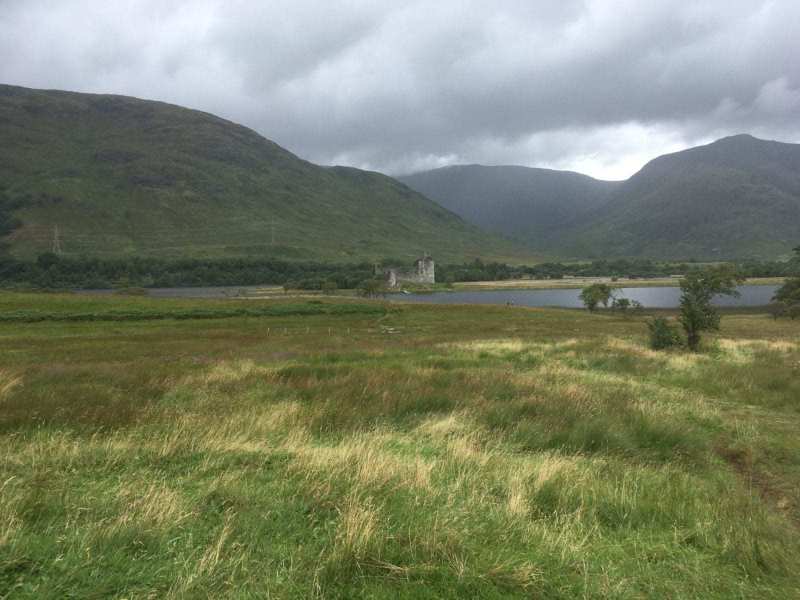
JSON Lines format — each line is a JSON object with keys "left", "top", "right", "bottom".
{"left": 1, "top": 292, "right": 799, "bottom": 598}
{"left": 0, "top": 85, "right": 529, "bottom": 263}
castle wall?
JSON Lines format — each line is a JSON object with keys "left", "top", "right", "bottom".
{"left": 416, "top": 257, "right": 435, "bottom": 283}
{"left": 381, "top": 257, "right": 435, "bottom": 287}
{"left": 394, "top": 270, "right": 430, "bottom": 285}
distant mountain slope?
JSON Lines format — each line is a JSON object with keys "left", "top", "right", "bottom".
{"left": 558, "top": 135, "right": 800, "bottom": 260}
{"left": 399, "top": 165, "right": 619, "bottom": 245}
{"left": 401, "top": 135, "right": 800, "bottom": 260}
{"left": 0, "top": 84, "right": 528, "bottom": 262}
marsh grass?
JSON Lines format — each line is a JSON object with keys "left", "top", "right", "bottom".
{"left": 1, "top": 292, "right": 799, "bottom": 597}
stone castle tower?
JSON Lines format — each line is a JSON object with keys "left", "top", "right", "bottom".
{"left": 414, "top": 255, "right": 435, "bottom": 284}
{"left": 378, "top": 255, "right": 435, "bottom": 288}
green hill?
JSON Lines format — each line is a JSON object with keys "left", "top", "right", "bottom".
{"left": 558, "top": 135, "right": 800, "bottom": 260}
{"left": 402, "top": 135, "right": 800, "bottom": 261}
{"left": 399, "top": 165, "right": 619, "bottom": 246}
{"left": 0, "top": 84, "right": 528, "bottom": 263}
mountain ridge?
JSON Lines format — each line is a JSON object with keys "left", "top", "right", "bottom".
{"left": 401, "top": 134, "right": 800, "bottom": 260}
{"left": 399, "top": 164, "right": 620, "bottom": 247}
{"left": 0, "top": 84, "right": 530, "bottom": 263}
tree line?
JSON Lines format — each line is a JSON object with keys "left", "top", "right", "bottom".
{"left": 437, "top": 257, "right": 796, "bottom": 283}
{"left": 0, "top": 253, "right": 797, "bottom": 291}
{"left": 0, "top": 254, "right": 376, "bottom": 290}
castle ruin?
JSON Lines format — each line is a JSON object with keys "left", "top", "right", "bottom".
{"left": 378, "top": 255, "right": 435, "bottom": 288}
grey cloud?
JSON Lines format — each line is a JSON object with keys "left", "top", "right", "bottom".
{"left": 1, "top": 0, "right": 799, "bottom": 179}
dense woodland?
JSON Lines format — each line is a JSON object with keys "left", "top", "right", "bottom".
{"left": 0, "top": 253, "right": 796, "bottom": 291}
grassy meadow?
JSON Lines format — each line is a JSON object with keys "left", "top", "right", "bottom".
{"left": 1, "top": 291, "right": 799, "bottom": 598}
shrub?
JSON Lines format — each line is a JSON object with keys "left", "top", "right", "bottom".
{"left": 648, "top": 317, "right": 682, "bottom": 350}
{"left": 580, "top": 283, "right": 613, "bottom": 312}
{"left": 611, "top": 297, "right": 631, "bottom": 312}
{"left": 358, "top": 279, "right": 386, "bottom": 298}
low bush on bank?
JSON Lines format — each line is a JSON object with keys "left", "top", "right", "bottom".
{"left": 647, "top": 316, "right": 683, "bottom": 349}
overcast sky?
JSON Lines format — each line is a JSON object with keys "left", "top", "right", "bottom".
{"left": 2, "top": 0, "right": 799, "bottom": 179}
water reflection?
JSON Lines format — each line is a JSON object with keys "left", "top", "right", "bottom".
{"left": 393, "top": 285, "right": 779, "bottom": 309}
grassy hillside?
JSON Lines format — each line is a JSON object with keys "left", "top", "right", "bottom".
{"left": 559, "top": 135, "right": 800, "bottom": 260}
{"left": 1, "top": 292, "right": 799, "bottom": 597}
{"left": 402, "top": 135, "right": 800, "bottom": 261}
{"left": 0, "top": 85, "right": 528, "bottom": 263}
{"left": 400, "top": 165, "right": 618, "bottom": 245}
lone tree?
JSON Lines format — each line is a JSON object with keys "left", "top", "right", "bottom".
{"left": 579, "top": 283, "right": 614, "bottom": 312}
{"left": 771, "top": 245, "right": 800, "bottom": 318}
{"left": 679, "top": 266, "right": 743, "bottom": 351}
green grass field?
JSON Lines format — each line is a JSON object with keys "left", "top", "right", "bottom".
{"left": 1, "top": 291, "right": 799, "bottom": 598}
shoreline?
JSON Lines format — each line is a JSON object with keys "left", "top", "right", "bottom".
{"left": 39, "top": 275, "right": 786, "bottom": 298}
{"left": 450, "top": 276, "right": 786, "bottom": 292}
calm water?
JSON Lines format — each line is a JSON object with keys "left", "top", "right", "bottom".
{"left": 393, "top": 285, "right": 780, "bottom": 309}
{"left": 78, "top": 284, "right": 780, "bottom": 308}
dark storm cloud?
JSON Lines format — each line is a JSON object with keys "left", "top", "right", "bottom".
{"left": 1, "top": 0, "right": 799, "bottom": 178}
